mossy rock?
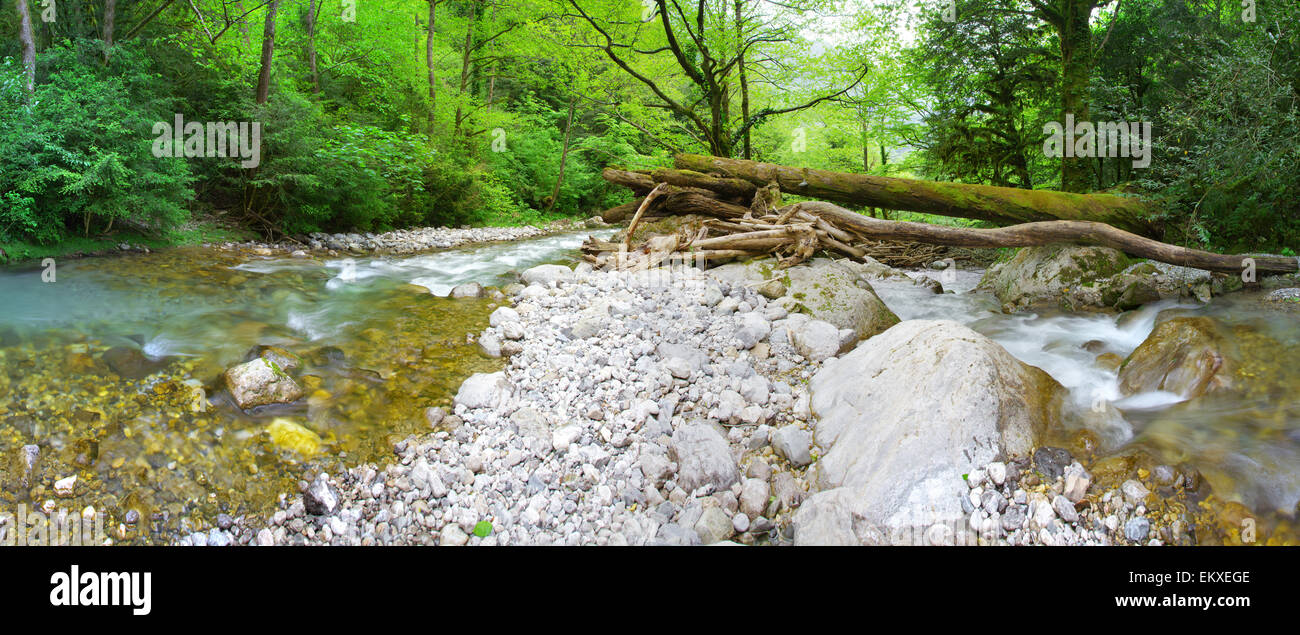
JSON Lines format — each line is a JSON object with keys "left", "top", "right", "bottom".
{"left": 977, "top": 245, "right": 1137, "bottom": 310}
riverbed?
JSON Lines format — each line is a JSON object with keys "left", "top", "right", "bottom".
{"left": 0, "top": 229, "right": 608, "bottom": 542}
{"left": 871, "top": 267, "right": 1300, "bottom": 531}
{"left": 2, "top": 233, "right": 1297, "bottom": 544}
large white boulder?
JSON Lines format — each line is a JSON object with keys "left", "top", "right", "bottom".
{"left": 521, "top": 264, "right": 574, "bottom": 287}
{"left": 793, "top": 320, "right": 1064, "bottom": 545}
{"left": 708, "top": 257, "right": 900, "bottom": 342}
{"left": 454, "top": 372, "right": 510, "bottom": 410}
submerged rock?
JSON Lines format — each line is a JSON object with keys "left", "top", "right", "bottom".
{"left": 1118, "top": 316, "right": 1233, "bottom": 400}
{"left": 247, "top": 345, "right": 302, "bottom": 372}
{"left": 102, "top": 346, "right": 168, "bottom": 379}
{"left": 224, "top": 358, "right": 304, "bottom": 410}
{"left": 3, "top": 444, "right": 40, "bottom": 492}
{"left": 268, "top": 418, "right": 323, "bottom": 456}
{"left": 1264, "top": 288, "right": 1300, "bottom": 303}
{"left": 451, "top": 282, "right": 484, "bottom": 298}
{"left": 793, "top": 320, "right": 1065, "bottom": 545}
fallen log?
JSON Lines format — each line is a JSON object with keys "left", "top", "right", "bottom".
{"left": 649, "top": 168, "right": 756, "bottom": 201}
{"left": 592, "top": 157, "right": 1292, "bottom": 276}
{"left": 674, "top": 153, "right": 1156, "bottom": 235}
{"left": 599, "top": 198, "right": 643, "bottom": 223}
{"left": 796, "top": 201, "right": 1298, "bottom": 275}
{"left": 598, "top": 168, "right": 740, "bottom": 222}
{"left": 601, "top": 168, "right": 747, "bottom": 201}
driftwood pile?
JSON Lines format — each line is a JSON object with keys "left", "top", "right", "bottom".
{"left": 581, "top": 155, "right": 1300, "bottom": 276}
{"left": 582, "top": 171, "right": 950, "bottom": 271}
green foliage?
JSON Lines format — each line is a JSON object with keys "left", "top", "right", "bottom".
{"left": 2, "top": 0, "right": 1297, "bottom": 256}
{"left": 0, "top": 41, "right": 193, "bottom": 244}
{"left": 1138, "top": 38, "right": 1300, "bottom": 251}
{"left": 486, "top": 95, "right": 656, "bottom": 217}
{"left": 908, "top": 0, "right": 1055, "bottom": 188}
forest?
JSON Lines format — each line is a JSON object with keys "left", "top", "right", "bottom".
{"left": 1, "top": 0, "right": 1297, "bottom": 259}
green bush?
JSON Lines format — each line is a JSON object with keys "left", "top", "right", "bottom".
{"left": 1140, "top": 39, "right": 1300, "bottom": 251}
{"left": 0, "top": 41, "right": 193, "bottom": 244}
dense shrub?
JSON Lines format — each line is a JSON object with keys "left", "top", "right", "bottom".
{"left": 0, "top": 42, "right": 193, "bottom": 244}
{"left": 1140, "top": 40, "right": 1300, "bottom": 251}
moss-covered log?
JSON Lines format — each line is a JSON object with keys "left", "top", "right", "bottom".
{"left": 674, "top": 153, "right": 1156, "bottom": 235}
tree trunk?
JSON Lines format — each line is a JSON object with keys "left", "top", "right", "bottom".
{"left": 861, "top": 116, "right": 870, "bottom": 171}
{"left": 546, "top": 97, "right": 578, "bottom": 212}
{"left": 734, "top": 0, "right": 751, "bottom": 159}
{"left": 103, "top": 0, "right": 116, "bottom": 64}
{"left": 305, "top": 0, "right": 320, "bottom": 95}
{"left": 597, "top": 191, "right": 1297, "bottom": 276}
{"left": 795, "top": 201, "right": 1297, "bottom": 275}
{"left": 15, "top": 0, "right": 35, "bottom": 101}
{"left": 484, "top": 0, "right": 498, "bottom": 113}
{"left": 234, "top": 0, "right": 252, "bottom": 44}
{"left": 453, "top": 0, "right": 479, "bottom": 139}
{"left": 426, "top": 0, "right": 438, "bottom": 135}
{"left": 602, "top": 167, "right": 754, "bottom": 202}
{"left": 1058, "top": 0, "right": 1094, "bottom": 193}
{"left": 255, "top": 0, "right": 280, "bottom": 105}
{"left": 673, "top": 153, "right": 1155, "bottom": 234}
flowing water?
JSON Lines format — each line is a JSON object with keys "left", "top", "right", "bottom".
{"left": 871, "top": 269, "right": 1300, "bottom": 538}
{"left": 1, "top": 233, "right": 1295, "bottom": 543}
{"left": 0, "top": 230, "right": 608, "bottom": 541}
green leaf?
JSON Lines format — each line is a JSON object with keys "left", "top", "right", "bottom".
{"left": 473, "top": 521, "right": 493, "bottom": 538}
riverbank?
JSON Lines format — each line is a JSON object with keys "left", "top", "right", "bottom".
{"left": 223, "top": 217, "right": 610, "bottom": 259}
{"left": 0, "top": 215, "right": 610, "bottom": 267}
{"left": 180, "top": 248, "right": 1290, "bottom": 546}
{"left": 0, "top": 218, "right": 256, "bottom": 266}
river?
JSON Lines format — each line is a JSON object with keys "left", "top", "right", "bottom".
{"left": 0, "top": 230, "right": 606, "bottom": 541}
{"left": 871, "top": 268, "right": 1300, "bottom": 530}
{"left": 1, "top": 234, "right": 1296, "bottom": 542}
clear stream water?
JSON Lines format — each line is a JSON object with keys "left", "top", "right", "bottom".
{"left": 871, "top": 269, "right": 1300, "bottom": 524}
{"left": 0, "top": 234, "right": 1295, "bottom": 541}
{"left": 0, "top": 230, "right": 607, "bottom": 539}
